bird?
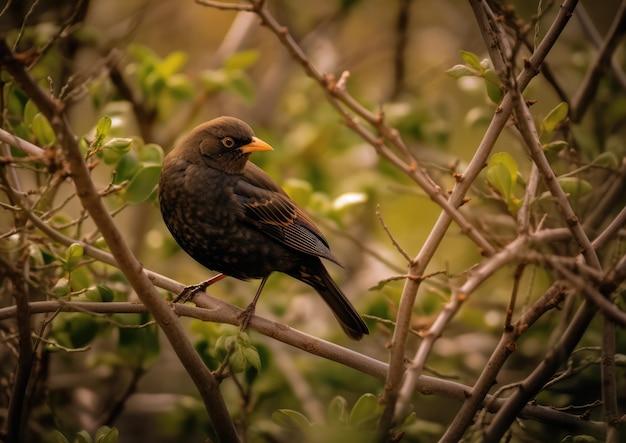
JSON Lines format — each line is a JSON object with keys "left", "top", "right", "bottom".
{"left": 158, "top": 116, "right": 369, "bottom": 340}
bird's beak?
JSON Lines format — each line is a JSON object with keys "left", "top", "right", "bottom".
{"left": 241, "top": 137, "right": 274, "bottom": 153}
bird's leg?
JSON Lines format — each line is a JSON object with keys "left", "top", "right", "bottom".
{"left": 238, "top": 275, "right": 269, "bottom": 331}
{"left": 173, "top": 273, "right": 227, "bottom": 303}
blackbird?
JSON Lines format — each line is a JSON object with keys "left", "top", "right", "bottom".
{"left": 158, "top": 116, "right": 369, "bottom": 340}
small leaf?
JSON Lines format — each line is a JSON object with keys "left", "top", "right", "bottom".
{"left": 272, "top": 409, "right": 312, "bottom": 430}
{"left": 123, "top": 164, "right": 162, "bottom": 204}
{"left": 445, "top": 64, "right": 478, "bottom": 78}
{"left": 542, "top": 140, "right": 568, "bottom": 153}
{"left": 103, "top": 137, "right": 133, "bottom": 153}
{"left": 327, "top": 396, "right": 348, "bottom": 426}
{"left": 66, "top": 243, "right": 84, "bottom": 270}
{"left": 460, "top": 50, "right": 483, "bottom": 72}
{"left": 488, "top": 152, "right": 519, "bottom": 184}
{"left": 31, "top": 113, "right": 56, "bottom": 145}
{"left": 486, "top": 161, "right": 513, "bottom": 198}
{"left": 97, "top": 285, "right": 115, "bottom": 302}
{"left": 113, "top": 152, "right": 140, "bottom": 184}
{"left": 242, "top": 346, "right": 261, "bottom": 371}
{"left": 85, "top": 285, "right": 114, "bottom": 302}
{"left": 75, "top": 430, "right": 92, "bottom": 443}
{"left": 592, "top": 151, "right": 618, "bottom": 168}
{"left": 52, "top": 277, "right": 69, "bottom": 297}
{"left": 557, "top": 177, "right": 593, "bottom": 199}
{"left": 540, "top": 102, "right": 569, "bottom": 135}
{"left": 24, "top": 99, "right": 39, "bottom": 127}
{"left": 224, "top": 50, "right": 260, "bottom": 71}
{"left": 157, "top": 51, "right": 188, "bottom": 77}
{"left": 102, "top": 138, "right": 133, "bottom": 165}
{"left": 68, "top": 315, "right": 100, "bottom": 348}
{"left": 483, "top": 69, "right": 503, "bottom": 104}
{"left": 138, "top": 143, "right": 164, "bottom": 164}
{"left": 348, "top": 393, "right": 383, "bottom": 427}
{"left": 52, "top": 277, "right": 70, "bottom": 298}
{"left": 166, "top": 74, "right": 194, "bottom": 99}
{"left": 94, "top": 116, "right": 112, "bottom": 148}
{"left": 95, "top": 426, "right": 119, "bottom": 443}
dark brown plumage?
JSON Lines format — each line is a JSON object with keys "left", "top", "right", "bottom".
{"left": 158, "top": 116, "right": 369, "bottom": 340}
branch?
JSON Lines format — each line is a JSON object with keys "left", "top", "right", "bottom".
{"left": 570, "top": 1, "right": 626, "bottom": 122}
{"left": 0, "top": 39, "right": 240, "bottom": 442}
{"left": 384, "top": 0, "right": 581, "bottom": 430}
{"left": 0, "top": 298, "right": 607, "bottom": 436}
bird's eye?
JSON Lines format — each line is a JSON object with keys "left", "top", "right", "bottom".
{"left": 221, "top": 137, "right": 235, "bottom": 148}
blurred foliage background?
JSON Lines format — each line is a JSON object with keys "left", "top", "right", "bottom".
{"left": 1, "top": 1, "right": 625, "bottom": 442}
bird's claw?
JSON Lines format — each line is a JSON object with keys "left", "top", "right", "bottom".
{"left": 237, "top": 303, "right": 257, "bottom": 332}
{"left": 173, "top": 283, "right": 207, "bottom": 304}
{"left": 172, "top": 273, "right": 227, "bottom": 304}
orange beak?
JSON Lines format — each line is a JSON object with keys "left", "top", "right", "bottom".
{"left": 241, "top": 136, "right": 274, "bottom": 153}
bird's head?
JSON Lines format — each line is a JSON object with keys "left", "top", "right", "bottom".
{"left": 180, "top": 116, "right": 273, "bottom": 174}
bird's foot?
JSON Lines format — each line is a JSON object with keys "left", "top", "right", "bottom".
{"left": 173, "top": 273, "right": 227, "bottom": 303}
{"left": 237, "top": 302, "right": 257, "bottom": 332}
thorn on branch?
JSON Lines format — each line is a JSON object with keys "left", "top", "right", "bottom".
{"left": 335, "top": 70, "right": 350, "bottom": 90}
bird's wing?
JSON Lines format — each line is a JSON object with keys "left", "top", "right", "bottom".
{"left": 235, "top": 162, "right": 342, "bottom": 266}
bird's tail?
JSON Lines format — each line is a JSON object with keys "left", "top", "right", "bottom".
{"left": 291, "top": 261, "right": 369, "bottom": 340}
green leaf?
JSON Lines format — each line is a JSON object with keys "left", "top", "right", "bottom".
{"left": 592, "top": 151, "right": 619, "bottom": 168}
{"left": 74, "top": 430, "right": 92, "bottom": 443}
{"left": 445, "top": 64, "right": 478, "bottom": 78}
{"left": 232, "top": 333, "right": 260, "bottom": 372}
{"left": 24, "top": 99, "right": 39, "bottom": 127}
{"left": 94, "top": 116, "right": 112, "bottom": 149}
{"left": 103, "top": 137, "right": 132, "bottom": 153}
{"left": 31, "top": 113, "right": 56, "bottom": 145}
{"left": 348, "top": 393, "right": 383, "bottom": 427}
{"left": 460, "top": 50, "right": 483, "bottom": 72}
{"left": 123, "top": 164, "right": 161, "bottom": 204}
{"left": 52, "top": 277, "right": 69, "bottom": 297}
{"left": 201, "top": 69, "right": 229, "bottom": 92}
{"left": 116, "top": 316, "right": 160, "bottom": 368}
{"left": 242, "top": 346, "right": 261, "bottom": 371}
{"left": 483, "top": 69, "right": 503, "bottom": 104}
{"left": 138, "top": 143, "right": 164, "bottom": 164}
{"left": 95, "top": 426, "right": 119, "bottom": 443}
{"left": 103, "top": 138, "right": 134, "bottom": 165}
{"left": 542, "top": 140, "right": 568, "bottom": 153}
{"left": 97, "top": 285, "right": 115, "bottom": 302}
{"left": 85, "top": 285, "right": 114, "bottom": 302}
{"left": 66, "top": 243, "right": 84, "bottom": 271}
{"left": 224, "top": 50, "right": 260, "bottom": 71}
{"left": 486, "top": 160, "right": 513, "bottom": 198}
{"left": 540, "top": 102, "right": 569, "bottom": 135}
{"left": 166, "top": 74, "right": 194, "bottom": 100}
{"left": 557, "top": 177, "right": 593, "bottom": 199}
{"left": 68, "top": 314, "right": 100, "bottom": 348}
{"left": 272, "top": 409, "right": 312, "bottom": 430}
{"left": 327, "top": 396, "right": 348, "bottom": 426}
{"left": 113, "top": 151, "right": 140, "bottom": 184}
{"left": 157, "top": 51, "right": 188, "bottom": 77}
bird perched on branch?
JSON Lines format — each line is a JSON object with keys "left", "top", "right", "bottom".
{"left": 158, "top": 116, "right": 369, "bottom": 340}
